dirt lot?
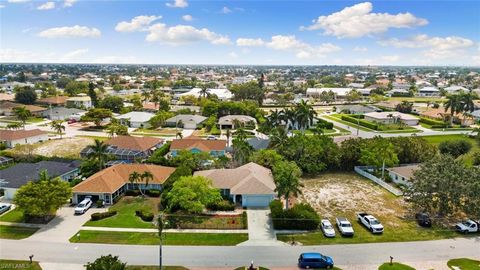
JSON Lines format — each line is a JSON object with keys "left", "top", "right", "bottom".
{"left": 10, "top": 137, "right": 95, "bottom": 158}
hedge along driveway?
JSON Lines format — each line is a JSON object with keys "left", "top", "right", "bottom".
{"left": 84, "top": 196, "right": 158, "bottom": 229}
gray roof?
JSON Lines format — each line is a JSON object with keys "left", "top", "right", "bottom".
{"left": 337, "top": 105, "right": 379, "bottom": 114}
{"left": 0, "top": 160, "right": 80, "bottom": 188}
{"left": 165, "top": 114, "right": 207, "bottom": 125}
{"left": 247, "top": 137, "right": 270, "bottom": 150}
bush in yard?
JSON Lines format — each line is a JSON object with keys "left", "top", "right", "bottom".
{"left": 207, "top": 200, "right": 235, "bottom": 211}
{"left": 269, "top": 200, "right": 320, "bottom": 230}
{"left": 438, "top": 139, "right": 472, "bottom": 158}
{"left": 91, "top": 211, "right": 117, "bottom": 221}
{"left": 472, "top": 151, "right": 480, "bottom": 166}
{"left": 96, "top": 199, "right": 104, "bottom": 208}
{"left": 419, "top": 117, "right": 448, "bottom": 127}
{"left": 85, "top": 254, "right": 126, "bottom": 270}
{"left": 135, "top": 210, "right": 154, "bottom": 222}
{"left": 341, "top": 115, "right": 378, "bottom": 130}
{"left": 147, "top": 189, "right": 161, "bottom": 197}
{"left": 125, "top": 190, "right": 141, "bottom": 196}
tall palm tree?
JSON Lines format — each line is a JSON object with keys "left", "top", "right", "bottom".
{"left": 295, "top": 100, "right": 317, "bottom": 133}
{"left": 273, "top": 162, "right": 303, "bottom": 210}
{"left": 128, "top": 171, "right": 141, "bottom": 192}
{"left": 151, "top": 90, "right": 164, "bottom": 109}
{"left": 87, "top": 139, "right": 109, "bottom": 169}
{"left": 444, "top": 94, "right": 463, "bottom": 126}
{"left": 140, "top": 171, "right": 154, "bottom": 196}
{"left": 267, "top": 110, "right": 281, "bottom": 128}
{"left": 281, "top": 108, "right": 296, "bottom": 130}
{"left": 50, "top": 120, "right": 65, "bottom": 139}
{"left": 12, "top": 107, "right": 31, "bottom": 129}
{"left": 269, "top": 126, "right": 288, "bottom": 149}
{"left": 199, "top": 84, "right": 209, "bottom": 99}
{"left": 461, "top": 91, "right": 476, "bottom": 114}
{"left": 141, "top": 90, "right": 151, "bottom": 104}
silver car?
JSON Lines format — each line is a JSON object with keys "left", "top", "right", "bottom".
{"left": 321, "top": 219, "right": 336, "bottom": 237}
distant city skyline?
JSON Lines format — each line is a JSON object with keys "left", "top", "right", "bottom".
{"left": 1, "top": 0, "right": 479, "bottom": 66}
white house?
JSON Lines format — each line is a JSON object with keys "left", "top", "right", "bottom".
{"left": 444, "top": 85, "right": 468, "bottom": 94}
{"left": 178, "top": 88, "right": 233, "bottom": 101}
{"left": 418, "top": 86, "right": 440, "bottom": 97}
{"left": 0, "top": 129, "right": 48, "bottom": 148}
{"left": 116, "top": 111, "right": 155, "bottom": 128}
{"left": 364, "top": 112, "right": 419, "bottom": 126}
{"left": 387, "top": 164, "right": 419, "bottom": 186}
{"left": 66, "top": 94, "right": 92, "bottom": 109}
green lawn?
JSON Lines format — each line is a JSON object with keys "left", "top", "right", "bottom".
{"left": 388, "top": 97, "right": 446, "bottom": 103}
{"left": 323, "top": 115, "right": 372, "bottom": 131}
{"left": 166, "top": 214, "right": 247, "bottom": 230}
{"left": 447, "top": 258, "right": 480, "bottom": 270}
{"left": 0, "top": 208, "right": 25, "bottom": 223}
{"left": 0, "top": 225, "right": 38, "bottom": 239}
{"left": 0, "top": 260, "right": 42, "bottom": 270}
{"left": 70, "top": 230, "right": 248, "bottom": 246}
{"left": 126, "top": 266, "right": 188, "bottom": 270}
{"left": 84, "top": 196, "right": 158, "bottom": 228}
{"left": 421, "top": 134, "right": 479, "bottom": 166}
{"left": 378, "top": 263, "right": 415, "bottom": 270}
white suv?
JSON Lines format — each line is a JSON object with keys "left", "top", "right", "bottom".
{"left": 74, "top": 197, "right": 92, "bottom": 215}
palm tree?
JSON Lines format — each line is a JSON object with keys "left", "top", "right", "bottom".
{"left": 151, "top": 90, "right": 164, "bottom": 109}
{"left": 281, "top": 108, "right": 296, "bottom": 130}
{"left": 6, "top": 123, "right": 23, "bottom": 130}
{"left": 12, "top": 107, "right": 31, "bottom": 129}
{"left": 461, "top": 91, "right": 476, "bottom": 114}
{"left": 274, "top": 162, "right": 303, "bottom": 210}
{"left": 128, "top": 171, "right": 141, "bottom": 192}
{"left": 50, "top": 120, "right": 65, "bottom": 139}
{"left": 226, "top": 129, "right": 231, "bottom": 147}
{"left": 267, "top": 110, "right": 281, "bottom": 128}
{"left": 141, "top": 90, "right": 151, "bottom": 104}
{"left": 199, "top": 84, "right": 209, "bottom": 99}
{"left": 269, "top": 126, "right": 288, "bottom": 149}
{"left": 232, "top": 129, "right": 253, "bottom": 166}
{"left": 444, "top": 94, "right": 463, "bottom": 126}
{"left": 140, "top": 171, "right": 153, "bottom": 196}
{"left": 87, "top": 139, "right": 109, "bottom": 169}
{"left": 295, "top": 100, "right": 317, "bottom": 133}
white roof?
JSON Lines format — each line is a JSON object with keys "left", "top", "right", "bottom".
{"left": 419, "top": 86, "right": 439, "bottom": 92}
{"left": 444, "top": 86, "right": 468, "bottom": 92}
{"left": 306, "top": 88, "right": 352, "bottom": 96}
{"left": 179, "top": 88, "right": 233, "bottom": 100}
{"left": 364, "top": 111, "right": 418, "bottom": 120}
{"left": 116, "top": 111, "right": 155, "bottom": 122}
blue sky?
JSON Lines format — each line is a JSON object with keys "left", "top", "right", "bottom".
{"left": 1, "top": 0, "right": 479, "bottom": 66}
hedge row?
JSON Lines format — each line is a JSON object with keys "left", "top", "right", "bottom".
{"left": 341, "top": 115, "right": 378, "bottom": 130}
{"left": 207, "top": 200, "right": 235, "bottom": 211}
{"left": 315, "top": 118, "right": 334, "bottom": 129}
{"left": 125, "top": 189, "right": 161, "bottom": 197}
{"left": 269, "top": 200, "right": 320, "bottom": 230}
{"left": 135, "top": 210, "right": 154, "bottom": 222}
{"left": 91, "top": 211, "right": 117, "bottom": 221}
{"left": 419, "top": 117, "right": 448, "bottom": 128}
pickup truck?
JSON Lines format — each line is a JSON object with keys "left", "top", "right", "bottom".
{"left": 455, "top": 219, "right": 479, "bottom": 234}
{"left": 357, "top": 212, "right": 384, "bottom": 234}
{"left": 336, "top": 217, "right": 354, "bottom": 236}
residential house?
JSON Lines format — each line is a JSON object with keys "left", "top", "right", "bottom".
{"left": 194, "top": 162, "right": 276, "bottom": 208}
{"left": 418, "top": 86, "right": 440, "bottom": 97}
{"left": 72, "top": 164, "right": 176, "bottom": 205}
{"left": 364, "top": 112, "right": 419, "bottom": 126}
{"left": 66, "top": 94, "right": 92, "bottom": 109}
{"left": 0, "top": 160, "right": 81, "bottom": 200}
{"left": 81, "top": 135, "right": 163, "bottom": 161}
{"left": 0, "top": 129, "right": 48, "bottom": 148}
{"left": 116, "top": 111, "right": 155, "bottom": 128}
{"left": 165, "top": 114, "right": 207, "bottom": 129}
{"left": 420, "top": 108, "right": 475, "bottom": 126}
{"left": 0, "top": 101, "right": 47, "bottom": 116}
{"left": 40, "top": 107, "right": 86, "bottom": 121}
{"left": 178, "top": 88, "right": 233, "bottom": 101}
{"left": 218, "top": 115, "right": 257, "bottom": 130}
{"left": 37, "top": 96, "right": 69, "bottom": 107}
{"left": 444, "top": 85, "right": 468, "bottom": 94}
{"left": 336, "top": 104, "right": 380, "bottom": 114}
{"left": 387, "top": 164, "right": 419, "bottom": 186}
{"left": 306, "top": 88, "right": 352, "bottom": 100}
{"left": 170, "top": 136, "right": 227, "bottom": 157}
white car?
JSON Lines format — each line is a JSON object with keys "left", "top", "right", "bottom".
{"left": 336, "top": 217, "right": 354, "bottom": 236}
{"left": 0, "top": 203, "right": 12, "bottom": 215}
{"left": 321, "top": 219, "right": 336, "bottom": 237}
{"left": 206, "top": 135, "right": 218, "bottom": 140}
{"left": 74, "top": 197, "right": 92, "bottom": 215}
{"left": 455, "top": 219, "right": 479, "bottom": 233}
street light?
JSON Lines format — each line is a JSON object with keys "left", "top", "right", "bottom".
{"left": 158, "top": 213, "right": 168, "bottom": 270}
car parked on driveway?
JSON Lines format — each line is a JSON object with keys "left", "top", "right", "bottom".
{"left": 298, "top": 252, "right": 334, "bottom": 269}
{"left": 321, "top": 219, "right": 336, "bottom": 237}
{"left": 415, "top": 212, "right": 432, "bottom": 228}
{"left": 336, "top": 217, "right": 354, "bottom": 236}
{"left": 0, "top": 203, "right": 12, "bottom": 215}
{"left": 455, "top": 219, "right": 479, "bottom": 234}
{"left": 74, "top": 197, "right": 92, "bottom": 215}
{"left": 357, "top": 212, "right": 384, "bottom": 234}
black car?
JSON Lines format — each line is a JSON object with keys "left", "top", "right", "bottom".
{"left": 415, "top": 212, "right": 432, "bottom": 227}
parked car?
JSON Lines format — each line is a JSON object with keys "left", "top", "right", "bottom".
{"left": 336, "top": 217, "right": 354, "bottom": 236}
{"left": 357, "top": 212, "right": 384, "bottom": 234}
{"left": 415, "top": 212, "right": 432, "bottom": 228}
{"left": 67, "top": 119, "right": 77, "bottom": 124}
{"left": 321, "top": 219, "right": 336, "bottom": 237}
{"left": 0, "top": 203, "right": 12, "bottom": 215}
{"left": 74, "top": 197, "right": 92, "bottom": 215}
{"left": 455, "top": 219, "right": 479, "bottom": 234}
{"left": 298, "top": 252, "right": 334, "bottom": 269}
{"left": 206, "top": 135, "right": 218, "bottom": 140}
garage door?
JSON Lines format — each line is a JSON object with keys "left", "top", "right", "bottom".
{"left": 243, "top": 195, "right": 272, "bottom": 208}
{"left": 183, "top": 122, "right": 197, "bottom": 129}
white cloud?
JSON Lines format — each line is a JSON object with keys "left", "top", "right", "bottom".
{"left": 63, "top": 0, "right": 77, "bottom": 8}
{"left": 166, "top": 0, "right": 188, "bottom": 8}
{"left": 182, "top": 15, "right": 193, "bottom": 22}
{"left": 115, "top": 15, "right": 161, "bottom": 32}
{"left": 38, "top": 25, "right": 101, "bottom": 38}
{"left": 236, "top": 38, "right": 265, "bottom": 47}
{"left": 353, "top": 46, "right": 368, "bottom": 52}
{"left": 37, "top": 2, "right": 55, "bottom": 10}
{"left": 380, "top": 34, "right": 475, "bottom": 60}
{"left": 228, "top": 52, "right": 238, "bottom": 58}
{"left": 221, "top": 7, "right": 232, "bottom": 14}
{"left": 7, "top": 0, "right": 30, "bottom": 3}
{"left": 302, "top": 2, "right": 428, "bottom": 38}
{"left": 0, "top": 5, "right": 5, "bottom": 8}
{"left": 146, "top": 23, "right": 231, "bottom": 45}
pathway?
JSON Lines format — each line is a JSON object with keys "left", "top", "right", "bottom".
{"left": 238, "top": 209, "right": 286, "bottom": 246}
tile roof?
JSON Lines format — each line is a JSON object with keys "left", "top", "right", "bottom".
{"left": 73, "top": 164, "right": 176, "bottom": 193}
{"left": 105, "top": 136, "right": 163, "bottom": 152}
{"left": 0, "top": 129, "right": 47, "bottom": 141}
{"left": 194, "top": 162, "right": 276, "bottom": 195}
{"left": 37, "top": 96, "right": 69, "bottom": 105}
{"left": 170, "top": 136, "right": 227, "bottom": 152}
{"left": 0, "top": 101, "right": 47, "bottom": 113}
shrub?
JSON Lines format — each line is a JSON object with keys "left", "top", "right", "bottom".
{"left": 419, "top": 117, "right": 448, "bottom": 128}
{"left": 91, "top": 211, "right": 117, "bottom": 221}
{"left": 315, "top": 118, "right": 334, "bottom": 129}
{"left": 125, "top": 190, "right": 141, "bottom": 196}
{"left": 69, "top": 178, "right": 83, "bottom": 187}
{"left": 135, "top": 210, "right": 154, "bottom": 222}
{"left": 207, "top": 200, "right": 235, "bottom": 211}
{"left": 439, "top": 139, "right": 473, "bottom": 158}
{"left": 473, "top": 151, "right": 480, "bottom": 166}
{"left": 341, "top": 115, "right": 378, "bottom": 130}
{"left": 210, "top": 126, "right": 221, "bottom": 135}
{"left": 269, "top": 200, "right": 320, "bottom": 230}
{"left": 147, "top": 189, "right": 161, "bottom": 197}
{"left": 96, "top": 199, "right": 104, "bottom": 208}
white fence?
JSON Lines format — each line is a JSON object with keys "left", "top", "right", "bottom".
{"left": 354, "top": 166, "right": 403, "bottom": 196}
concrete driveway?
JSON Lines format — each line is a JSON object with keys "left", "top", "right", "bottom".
{"left": 238, "top": 209, "right": 286, "bottom": 246}
{"left": 27, "top": 206, "right": 105, "bottom": 243}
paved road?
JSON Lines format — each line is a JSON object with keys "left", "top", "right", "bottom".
{"left": 1, "top": 236, "right": 479, "bottom": 268}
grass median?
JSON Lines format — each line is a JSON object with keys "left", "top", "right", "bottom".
{"left": 0, "top": 225, "right": 38, "bottom": 239}
{"left": 70, "top": 230, "right": 248, "bottom": 246}
{"left": 0, "top": 260, "right": 42, "bottom": 270}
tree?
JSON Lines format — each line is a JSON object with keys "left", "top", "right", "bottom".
{"left": 149, "top": 111, "right": 174, "bottom": 129}
{"left": 50, "top": 120, "right": 65, "bottom": 138}
{"left": 359, "top": 137, "right": 399, "bottom": 179}
{"left": 64, "top": 81, "right": 88, "bottom": 96}
{"left": 199, "top": 84, "right": 209, "bottom": 99}
{"left": 80, "top": 158, "right": 101, "bottom": 178}
{"left": 165, "top": 176, "right": 222, "bottom": 213}
{"left": 81, "top": 108, "right": 113, "bottom": 127}
{"left": 346, "top": 89, "right": 362, "bottom": 102}
{"left": 140, "top": 171, "right": 153, "bottom": 196}
{"left": 230, "top": 81, "right": 265, "bottom": 105}
{"left": 294, "top": 100, "right": 317, "bottom": 132}
{"left": 85, "top": 255, "right": 126, "bottom": 270}
{"left": 269, "top": 126, "right": 288, "bottom": 149}
{"left": 88, "top": 82, "right": 98, "bottom": 107}
{"left": 12, "top": 106, "right": 31, "bottom": 129}
{"left": 13, "top": 173, "right": 72, "bottom": 220}
{"left": 99, "top": 96, "right": 124, "bottom": 113}
{"left": 141, "top": 90, "right": 151, "bottom": 103}
{"left": 86, "top": 139, "right": 109, "bottom": 169}
{"left": 128, "top": 171, "right": 141, "bottom": 194}
{"left": 232, "top": 128, "right": 253, "bottom": 166}
{"left": 444, "top": 94, "right": 463, "bottom": 126}
{"left": 395, "top": 101, "right": 414, "bottom": 113}
{"left": 273, "top": 160, "right": 303, "bottom": 209}
{"left": 438, "top": 139, "right": 472, "bottom": 158}
{"left": 250, "top": 149, "right": 284, "bottom": 169}
{"left": 151, "top": 90, "right": 164, "bottom": 109}
{"left": 14, "top": 87, "right": 37, "bottom": 104}
{"left": 170, "top": 150, "right": 212, "bottom": 171}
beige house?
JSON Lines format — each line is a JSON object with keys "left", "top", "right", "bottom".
{"left": 0, "top": 129, "right": 48, "bottom": 148}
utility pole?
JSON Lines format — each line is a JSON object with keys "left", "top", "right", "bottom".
{"left": 158, "top": 213, "right": 168, "bottom": 270}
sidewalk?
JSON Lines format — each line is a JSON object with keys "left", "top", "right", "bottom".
{"left": 81, "top": 226, "right": 248, "bottom": 233}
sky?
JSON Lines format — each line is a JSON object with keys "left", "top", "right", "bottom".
{"left": 0, "top": 0, "right": 479, "bottom": 66}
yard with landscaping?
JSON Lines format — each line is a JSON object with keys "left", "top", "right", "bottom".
{"left": 277, "top": 173, "right": 460, "bottom": 245}
{"left": 0, "top": 225, "right": 38, "bottom": 239}
{"left": 70, "top": 230, "right": 248, "bottom": 246}
{"left": 0, "top": 260, "right": 42, "bottom": 270}
{"left": 0, "top": 208, "right": 25, "bottom": 223}
{"left": 166, "top": 212, "right": 247, "bottom": 230}
{"left": 2, "top": 137, "right": 96, "bottom": 159}
{"left": 132, "top": 128, "right": 178, "bottom": 137}
{"left": 422, "top": 134, "right": 479, "bottom": 166}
